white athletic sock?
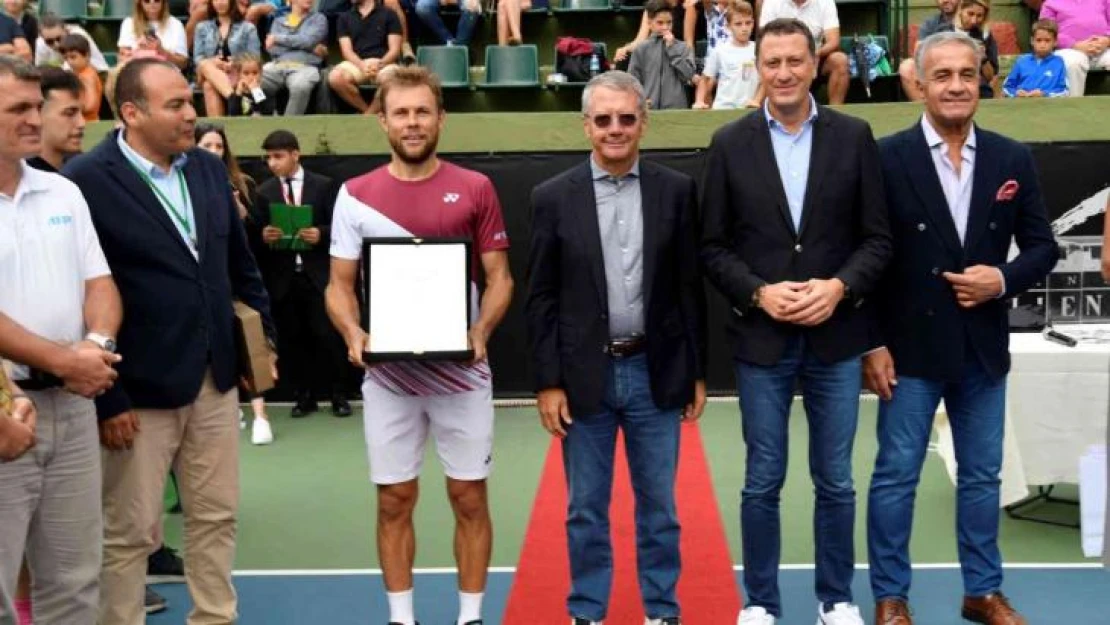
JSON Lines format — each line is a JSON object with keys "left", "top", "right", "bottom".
{"left": 458, "top": 591, "right": 483, "bottom": 624}
{"left": 387, "top": 589, "right": 415, "bottom": 625}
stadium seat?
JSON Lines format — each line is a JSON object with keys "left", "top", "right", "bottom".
{"left": 104, "top": 0, "right": 132, "bottom": 18}
{"left": 479, "top": 44, "right": 540, "bottom": 88}
{"left": 418, "top": 45, "right": 472, "bottom": 88}
{"left": 553, "top": 0, "right": 610, "bottom": 12}
{"left": 41, "top": 0, "right": 86, "bottom": 19}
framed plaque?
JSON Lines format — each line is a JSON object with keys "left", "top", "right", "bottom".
{"left": 362, "top": 237, "right": 474, "bottom": 363}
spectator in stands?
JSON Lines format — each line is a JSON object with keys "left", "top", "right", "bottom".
{"left": 951, "top": 0, "right": 999, "bottom": 98}
{"left": 0, "top": 9, "right": 30, "bottom": 61}
{"left": 1003, "top": 18, "right": 1069, "bottom": 96}
{"left": 758, "top": 0, "right": 849, "bottom": 104}
{"left": 615, "top": 0, "right": 697, "bottom": 63}
{"left": 898, "top": 0, "right": 957, "bottom": 100}
{"left": 629, "top": 0, "right": 696, "bottom": 109}
{"left": 117, "top": 0, "right": 190, "bottom": 69}
{"left": 59, "top": 34, "right": 102, "bottom": 122}
{"left": 416, "top": 0, "right": 480, "bottom": 47}
{"left": 1040, "top": 0, "right": 1110, "bottom": 97}
{"left": 693, "top": 0, "right": 732, "bottom": 54}
{"left": 327, "top": 0, "right": 403, "bottom": 113}
{"left": 261, "top": 0, "right": 329, "bottom": 115}
{"left": 694, "top": 0, "right": 761, "bottom": 109}
{"left": 194, "top": 0, "right": 261, "bottom": 117}
{"left": 35, "top": 13, "right": 110, "bottom": 72}
{"left": 227, "top": 52, "right": 275, "bottom": 114}
{"left": 3, "top": 0, "right": 35, "bottom": 51}
{"left": 29, "top": 69, "right": 86, "bottom": 173}
{"left": 497, "top": 0, "right": 530, "bottom": 45}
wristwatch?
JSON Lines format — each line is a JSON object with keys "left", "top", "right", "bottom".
{"left": 751, "top": 285, "right": 764, "bottom": 309}
{"left": 85, "top": 332, "right": 117, "bottom": 353}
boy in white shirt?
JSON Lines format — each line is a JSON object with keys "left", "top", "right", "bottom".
{"left": 694, "top": 0, "right": 762, "bottom": 109}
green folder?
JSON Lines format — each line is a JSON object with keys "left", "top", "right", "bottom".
{"left": 269, "top": 203, "right": 314, "bottom": 252}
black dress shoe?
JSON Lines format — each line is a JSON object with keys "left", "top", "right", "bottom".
{"left": 332, "top": 397, "right": 352, "bottom": 417}
{"left": 290, "top": 397, "right": 318, "bottom": 418}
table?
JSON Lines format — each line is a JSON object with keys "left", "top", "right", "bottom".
{"left": 934, "top": 325, "right": 1110, "bottom": 513}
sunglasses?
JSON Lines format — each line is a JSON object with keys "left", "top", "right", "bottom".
{"left": 142, "top": 0, "right": 162, "bottom": 4}
{"left": 44, "top": 36, "right": 61, "bottom": 46}
{"left": 590, "top": 113, "right": 639, "bottom": 128}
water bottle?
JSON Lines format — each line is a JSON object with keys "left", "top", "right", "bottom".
{"left": 589, "top": 53, "right": 600, "bottom": 77}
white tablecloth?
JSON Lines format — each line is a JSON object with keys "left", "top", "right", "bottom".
{"left": 935, "top": 324, "right": 1110, "bottom": 506}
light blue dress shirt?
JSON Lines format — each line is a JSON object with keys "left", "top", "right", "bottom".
{"left": 117, "top": 132, "right": 197, "bottom": 259}
{"left": 765, "top": 95, "right": 819, "bottom": 231}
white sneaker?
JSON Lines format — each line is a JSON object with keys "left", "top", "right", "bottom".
{"left": 571, "top": 619, "right": 602, "bottom": 625}
{"left": 738, "top": 606, "right": 775, "bottom": 625}
{"left": 251, "top": 418, "right": 273, "bottom": 445}
{"left": 816, "top": 602, "right": 863, "bottom": 625}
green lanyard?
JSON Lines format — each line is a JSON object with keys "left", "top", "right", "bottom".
{"left": 127, "top": 160, "right": 194, "bottom": 246}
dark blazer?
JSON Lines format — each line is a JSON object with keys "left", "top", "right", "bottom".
{"left": 874, "top": 122, "right": 1059, "bottom": 381}
{"left": 700, "top": 106, "right": 893, "bottom": 366}
{"left": 63, "top": 130, "right": 275, "bottom": 420}
{"left": 254, "top": 169, "right": 337, "bottom": 299}
{"left": 524, "top": 159, "right": 707, "bottom": 418}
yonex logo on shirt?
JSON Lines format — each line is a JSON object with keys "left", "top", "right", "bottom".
{"left": 47, "top": 215, "right": 73, "bottom": 226}
{"left": 443, "top": 193, "right": 460, "bottom": 203}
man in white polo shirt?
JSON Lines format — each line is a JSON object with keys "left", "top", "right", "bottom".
{"left": 0, "top": 55, "right": 123, "bottom": 625}
{"left": 758, "top": 0, "right": 850, "bottom": 104}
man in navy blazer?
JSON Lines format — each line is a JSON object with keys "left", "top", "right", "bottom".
{"left": 63, "top": 59, "right": 275, "bottom": 625}
{"left": 865, "top": 32, "right": 1057, "bottom": 625}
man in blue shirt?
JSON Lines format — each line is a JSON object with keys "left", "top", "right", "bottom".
{"left": 700, "top": 17, "right": 891, "bottom": 625}
{"left": 1003, "top": 19, "right": 1069, "bottom": 96}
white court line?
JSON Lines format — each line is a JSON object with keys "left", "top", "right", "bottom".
{"left": 231, "top": 563, "right": 1104, "bottom": 577}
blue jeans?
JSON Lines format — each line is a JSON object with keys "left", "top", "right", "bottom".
{"left": 414, "top": 0, "right": 478, "bottom": 45}
{"left": 735, "top": 336, "right": 861, "bottom": 617}
{"left": 563, "top": 353, "right": 682, "bottom": 621}
{"left": 868, "top": 355, "right": 1006, "bottom": 601}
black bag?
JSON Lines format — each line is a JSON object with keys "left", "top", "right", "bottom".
{"left": 556, "top": 39, "right": 609, "bottom": 82}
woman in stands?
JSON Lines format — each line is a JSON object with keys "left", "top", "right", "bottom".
{"left": 497, "top": 0, "right": 531, "bottom": 45}
{"left": 194, "top": 0, "right": 260, "bottom": 116}
{"left": 195, "top": 122, "right": 275, "bottom": 445}
{"left": 952, "top": 0, "right": 1001, "bottom": 97}
{"left": 117, "top": 0, "right": 189, "bottom": 69}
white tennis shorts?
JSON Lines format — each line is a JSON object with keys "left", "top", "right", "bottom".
{"left": 361, "top": 376, "right": 495, "bottom": 485}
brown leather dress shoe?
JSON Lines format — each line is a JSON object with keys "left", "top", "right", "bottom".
{"left": 875, "top": 599, "right": 913, "bottom": 624}
{"left": 961, "top": 593, "right": 1027, "bottom": 624}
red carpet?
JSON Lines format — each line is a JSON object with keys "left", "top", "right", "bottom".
{"left": 503, "top": 421, "right": 740, "bottom": 624}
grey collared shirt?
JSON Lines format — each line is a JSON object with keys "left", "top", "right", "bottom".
{"left": 591, "top": 157, "right": 645, "bottom": 339}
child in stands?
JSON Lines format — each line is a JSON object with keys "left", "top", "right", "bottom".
{"left": 228, "top": 52, "right": 275, "bottom": 115}
{"left": 58, "top": 33, "right": 101, "bottom": 121}
{"left": 629, "top": 0, "right": 696, "bottom": 110}
{"left": 1003, "top": 18, "right": 1069, "bottom": 97}
{"left": 694, "top": 0, "right": 761, "bottom": 109}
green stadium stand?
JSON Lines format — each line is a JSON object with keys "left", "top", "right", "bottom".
{"left": 553, "top": 0, "right": 611, "bottom": 12}
{"left": 42, "top": 0, "right": 87, "bottom": 19}
{"left": 479, "top": 44, "right": 541, "bottom": 88}
{"left": 418, "top": 45, "right": 472, "bottom": 89}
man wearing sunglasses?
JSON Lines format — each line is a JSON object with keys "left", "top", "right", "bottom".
{"left": 525, "top": 70, "right": 707, "bottom": 625}
{"left": 34, "top": 13, "right": 109, "bottom": 72}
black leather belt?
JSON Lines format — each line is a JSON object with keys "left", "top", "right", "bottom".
{"left": 606, "top": 336, "right": 645, "bottom": 358}
{"left": 16, "top": 369, "right": 63, "bottom": 391}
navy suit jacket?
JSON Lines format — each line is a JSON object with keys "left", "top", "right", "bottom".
{"left": 700, "top": 106, "right": 893, "bottom": 366}
{"left": 524, "top": 159, "right": 707, "bottom": 418}
{"left": 874, "top": 122, "right": 1059, "bottom": 381}
{"left": 64, "top": 130, "right": 276, "bottom": 419}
